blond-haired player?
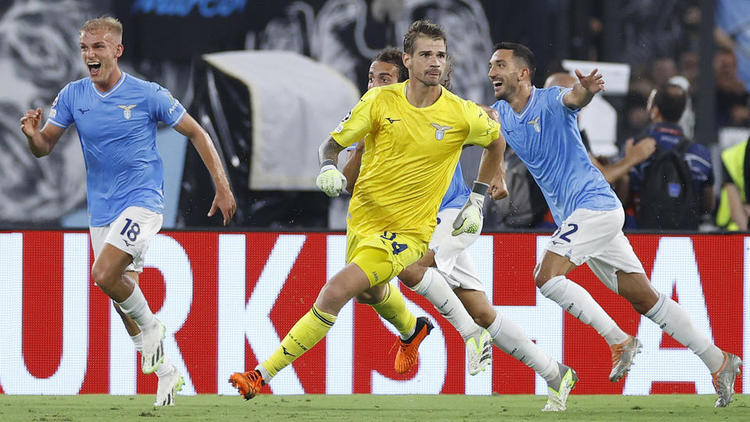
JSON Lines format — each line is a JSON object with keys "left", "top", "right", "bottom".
{"left": 21, "top": 16, "right": 237, "bottom": 406}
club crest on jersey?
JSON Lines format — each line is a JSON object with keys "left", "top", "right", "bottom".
{"left": 431, "top": 123, "right": 452, "bottom": 140}
{"left": 528, "top": 116, "right": 540, "bottom": 133}
{"left": 118, "top": 104, "right": 136, "bottom": 120}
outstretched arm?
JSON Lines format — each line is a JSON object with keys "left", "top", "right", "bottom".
{"left": 174, "top": 113, "right": 236, "bottom": 225}
{"left": 597, "top": 137, "right": 656, "bottom": 184}
{"left": 563, "top": 68, "right": 605, "bottom": 110}
{"left": 20, "top": 107, "right": 65, "bottom": 157}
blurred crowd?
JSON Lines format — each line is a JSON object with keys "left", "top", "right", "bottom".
{"left": 487, "top": 2, "right": 750, "bottom": 232}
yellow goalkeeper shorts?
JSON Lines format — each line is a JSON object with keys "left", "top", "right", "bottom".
{"left": 346, "top": 229, "right": 426, "bottom": 287}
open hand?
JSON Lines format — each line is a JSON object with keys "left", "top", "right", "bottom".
{"left": 575, "top": 68, "right": 605, "bottom": 94}
{"left": 624, "top": 137, "right": 656, "bottom": 165}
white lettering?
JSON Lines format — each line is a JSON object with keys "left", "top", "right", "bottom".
{"left": 0, "top": 233, "right": 89, "bottom": 394}
{"left": 465, "top": 235, "right": 493, "bottom": 395}
{"left": 217, "top": 234, "right": 306, "bottom": 395}
{"left": 110, "top": 234, "right": 197, "bottom": 395}
{"left": 371, "top": 280, "right": 448, "bottom": 394}
{"left": 624, "top": 237, "right": 714, "bottom": 394}
{"left": 217, "top": 234, "right": 246, "bottom": 395}
{"left": 325, "top": 235, "right": 353, "bottom": 394}
{"left": 508, "top": 235, "right": 564, "bottom": 395}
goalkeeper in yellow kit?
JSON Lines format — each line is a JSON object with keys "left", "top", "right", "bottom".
{"left": 230, "top": 19, "right": 506, "bottom": 399}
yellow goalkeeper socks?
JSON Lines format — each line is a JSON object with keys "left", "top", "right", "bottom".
{"left": 263, "top": 305, "right": 336, "bottom": 377}
{"left": 370, "top": 283, "right": 417, "bottom": 340}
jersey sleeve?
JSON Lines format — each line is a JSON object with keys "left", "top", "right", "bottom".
{"left": 148, "top": 83, "right": 186, "bottom": 127}
{"left": 463, "top": 100, "right": 500, "bottom": 148}
{"left": 553, "top": 86, "right": 580, "bottom": 114}
{"left": 330, "top": 88, "right": 380, "bottom": 148}
{"left": 47, "top": 83, "right": 74, "bottom": 129}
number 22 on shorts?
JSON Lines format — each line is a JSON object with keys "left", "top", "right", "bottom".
{"left": 552, "top": 223, "right": 578, "bottom": 244}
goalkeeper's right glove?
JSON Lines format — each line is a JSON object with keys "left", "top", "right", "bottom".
{"left": 452, "top": 181, "right": 488, "bottom": 236}
{"left": 316, "top": 161, "right": 347, "bottom": 197}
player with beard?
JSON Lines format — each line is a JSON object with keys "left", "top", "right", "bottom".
{"left": 488, "top": 41, "right": 741, "bottom": 408}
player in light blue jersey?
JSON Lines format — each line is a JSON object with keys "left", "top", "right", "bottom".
{"left": 488, "top": 42, "right": 741, "bottom": 407}
{"left": 21, "top": 16, "right": 236, "bottom": 406}
{"left": 342, "top": 48, "right": 577, "bottom": 412}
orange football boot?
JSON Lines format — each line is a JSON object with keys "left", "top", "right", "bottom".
{"left": 229, "top": 369, "right": 265, "bottom": 400}
{"left": 393, "top": 316, "right": 434, "bottom": 374}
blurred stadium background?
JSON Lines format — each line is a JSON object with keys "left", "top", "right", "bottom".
{"left": 3, "top": 0, "right": 749, "bottom": 229}
{"left": 0, "top": 0, "right": 748, "bottom": 402}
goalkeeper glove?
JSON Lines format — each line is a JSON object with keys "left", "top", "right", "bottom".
{"left": 452, "top": 181, "right": 488, "bottom": 236}
{"left": 316, "top": 161, "right": 347, "bottom": 197}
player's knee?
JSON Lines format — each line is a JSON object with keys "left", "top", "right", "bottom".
{"left": 91, "top": 264, "right": 116, "bottom": 290}
{"left": 532, "top": 263, "right": 547, "bottom": 287}
{"left": 533, "top": 270, "right": 551, "bottom": 288}
{"left": 533, "top": 262, "right": 567, "bottom": 288}
{"left": 398, "top": 264, "right": 425, "bottom": 288}
{"left": 316, "top": 279, "right": 359, "bottom": 314}
{"left": 472, "top": 307, "right": 497, "bottom": 328}
{"left": 631, "top": 302, "right": 650, "bottom": 315}
{"left": 354, "top": 291, "right": 378, "bottom": 304}
{"left": 618, "top": 273, "right": 658, "bottom": 315}
{"left": 627, "top": 290, "right": 658, "bottom": 315}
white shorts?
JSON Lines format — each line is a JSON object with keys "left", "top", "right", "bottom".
{"left": 429, "top": 208, "right": 484, "bottom": 291}
{"left": 89, "top": 206, "right": 163, "bottom": 273}
{"left": 546, "top": 207, "right": 645, "bottom": 293}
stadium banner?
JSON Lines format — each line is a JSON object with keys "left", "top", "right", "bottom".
{"left": 0, "top": 231, "right": 746, "bottom": 397}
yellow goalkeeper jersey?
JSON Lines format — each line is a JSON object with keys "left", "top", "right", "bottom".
{"left": 331, "top": 81, "right": 500, "bottom": 243}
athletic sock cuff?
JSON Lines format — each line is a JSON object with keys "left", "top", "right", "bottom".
{"left": 539, "top": 275, "right": 565, "bottom": 297}
{"left": 410, "top": 269, "right": 434, "bottom": 295}
{"left": 311, "top": 304, "right": 337, "bottom": 327}
{"left": 486, "top": 313, "right": 503, "bottom": 339}
{"left": 644, "top": 292, "right": 666, "bottom": 319}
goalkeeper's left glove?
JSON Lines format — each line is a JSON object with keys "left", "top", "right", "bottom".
{"left": 316, "top": 160, "right": 347, "bottom": 197}
{"left": 452, "top": 181, "right": 488, "bottom": 236}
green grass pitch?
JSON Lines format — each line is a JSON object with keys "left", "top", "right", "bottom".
{"left": 0, "top": 394, "right": 746, "bottom": 421}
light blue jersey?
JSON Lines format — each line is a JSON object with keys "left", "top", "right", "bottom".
{"left": 491, "top": 87, "right": 619, "bottom": 224}
{"left": 439, "top": 163, "right": 470, "bottom": 211}
{"left": 48, "top": 73, "right": 186, "bottom": 226}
